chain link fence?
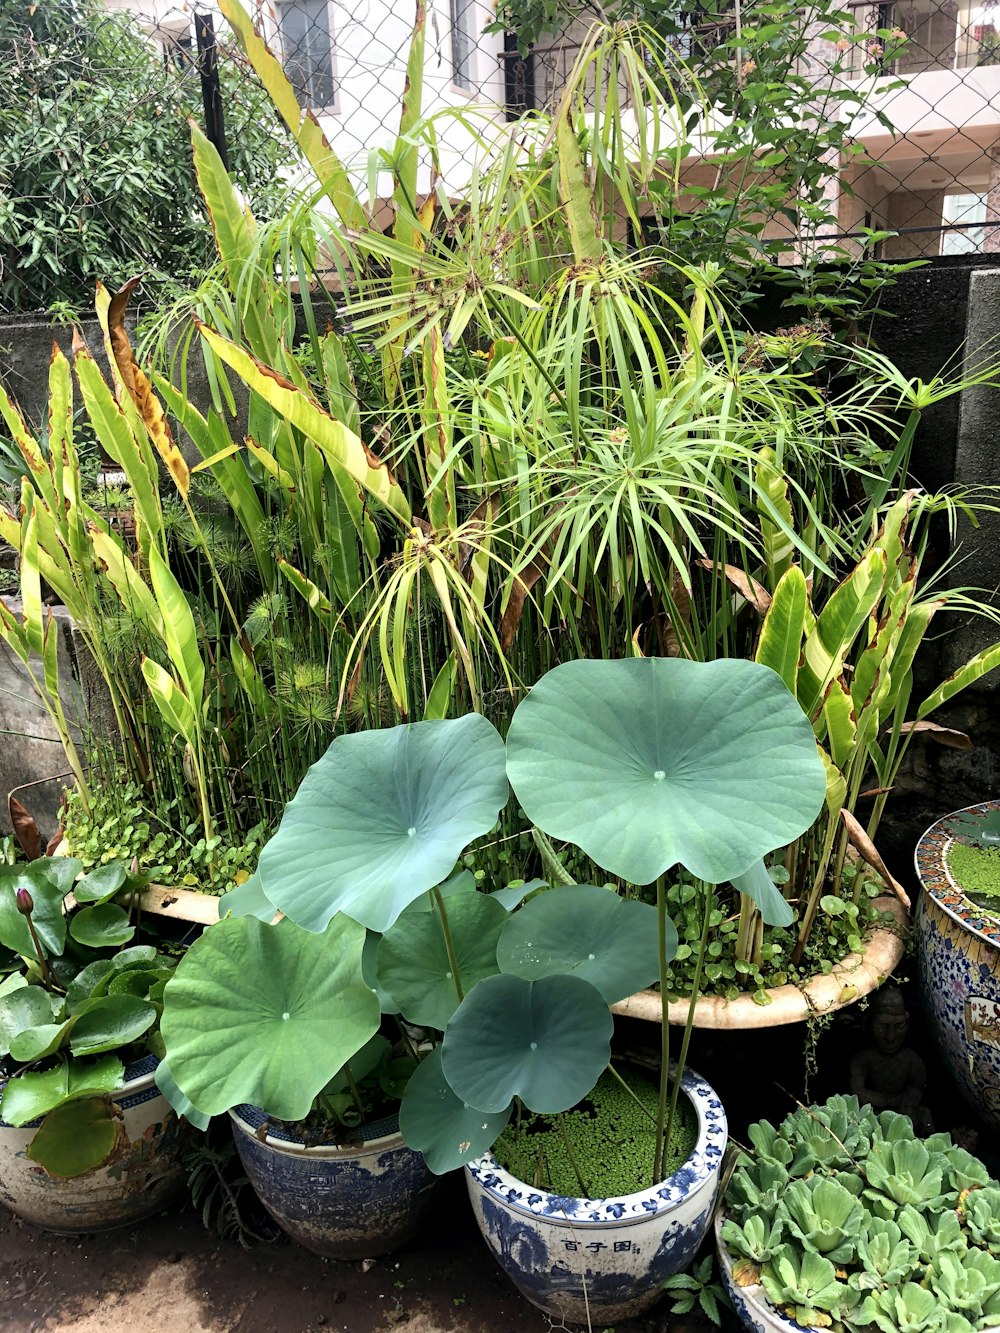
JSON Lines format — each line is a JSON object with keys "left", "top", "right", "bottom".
{"left": 5, "top": 0, "right": 1000, "bottom": 318}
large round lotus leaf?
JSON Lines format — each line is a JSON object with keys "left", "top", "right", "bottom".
{"left": 256, "top": 715, "right": 509, "bottom": 934}
{"left": 377, "top": 893, "right": 507, "bottom": 1030}
{"left": 506, "top": 657, "right": 827, "bottom": 887}
{"left": 441, "top": 973, "right": 613, "bottom": 1114}
{"left": 160, "top": 915, "right": 380, "bottom": 1120}
{"left": 399, "top": 1046, "right": 512, "bottom": 1174}
{"left": 496, "top": 885, "right": 667, "bottom": 1003}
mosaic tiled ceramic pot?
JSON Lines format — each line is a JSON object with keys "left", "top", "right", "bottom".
{"left": 465, "top": 1066, "right": 727, "bottom": 1323}
{"left": 0, "top": 1054, "right": 187, "bottom": 1232}
{"left": 231, "top": 1107, "right": 445, "bottom": 1258}
{"left": 916, "top": 800, "right": 1000, "bottom": 1132}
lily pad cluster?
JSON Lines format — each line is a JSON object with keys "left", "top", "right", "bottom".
{"left": 160, "top": 657, "right": 825, "bottom": 1184}
{"left": 722, "top": 1094, "right": 1000, "bottom": 1332}
{"left": 0, "top": 856, "right": 176, "bottom": 1177}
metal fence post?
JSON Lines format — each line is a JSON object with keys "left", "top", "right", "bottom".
{"left": 194, "top": 9, "right": 230, "bottom": 170}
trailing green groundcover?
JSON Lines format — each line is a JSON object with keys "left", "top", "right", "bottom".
{"left": 493, "top": 1068, "right": 697, "bottom": 1198}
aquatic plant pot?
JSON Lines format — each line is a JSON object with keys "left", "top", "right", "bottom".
{"left": 612, "top": 895, "right": 908, "bottom": 1030}
{"left": 0, "top": 1055, "right": 187, "bottom": 1233}
{"left": 464, "top": 1067, "right": 726, "bottom": 1324}
{"left": 230, "top": 1106, "right": 446, "bottom": 1259}
{"left": 916, "top": 801, "right": 1000, "bottom": 1132}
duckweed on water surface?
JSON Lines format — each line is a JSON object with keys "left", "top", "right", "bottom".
{"left": 493, "top": 1068, "right": 698, "bottom": 1197}
{"left": 948, "top": 841, "right": 1000, "bottom": 912}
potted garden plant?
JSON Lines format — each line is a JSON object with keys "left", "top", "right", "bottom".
{"left": 916, "top": 802, "right": 1000, "bottom": 1134}
{"left": 159, "top": 655, "right": 826, "bottom": 1317}
{"left": 717, "top": 1093, "right": 1000, "bottom": 1333}
{"left": 0, "top": 854, "right": 187, "bottom": 1231}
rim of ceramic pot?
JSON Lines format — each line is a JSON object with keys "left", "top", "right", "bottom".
{"left": 465, "top": 1065, "right": 726, "bottom": 1226}
{"left": 915, "top": 799, "right": 1000, "bottom": 950}
{"left": 715, "top": 1211, "right": 819, "bottom": 1333}
{"left": 230, "top": 1104, "right": 403, "bottom": 1155}
{"left": 0, "top": 1052, "right": 160, "bottom": 1131}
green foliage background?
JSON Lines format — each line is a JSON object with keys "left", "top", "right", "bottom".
{"left": 0, "top": 0, "right": 288, "bottom": 314}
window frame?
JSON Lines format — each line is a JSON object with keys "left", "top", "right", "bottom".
{"left": 275, "top": 0, "right": 339, "bottom": 113}
{"left": 449, "top": 0, "right": 478, "bottom": 93}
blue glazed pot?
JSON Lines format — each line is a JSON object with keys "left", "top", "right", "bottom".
{"left": 231, "top": 1106, "right": 446, "bottom": 1259}
{"left": 465, "top": 1066, "right": 727, "bottom": 1323}
{"left": 0, "top": 1054, "right": 187, "bottom": 1233}
{"left": 916, "top": 801, "right": 1000, "bottom": 1132}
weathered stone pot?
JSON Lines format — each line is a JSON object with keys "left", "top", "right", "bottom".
{"left": 0, "top": 1054, "right": 187, "bottom": 1233}
{"left": 916, "top": 800, "right": 1000, "bottom": 1132}
{"left": 465, "top": 1067, "right": 726, "bottom": 1324}
{"left": 230, "top": 1106, "right": 445, "bottom": 1259}
{"left": 611, "top": 895, "right": 908, "bottom": 1029}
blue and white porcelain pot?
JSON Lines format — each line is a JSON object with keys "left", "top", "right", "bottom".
{"left": 916, "top": 801, "right": 1000, "bottom": 1132}
{"left": 231, "top": 1106, "right": 446, "bottom": 1259}
{"left": 0, "top": 1054, "right": 187, "bottom": 1233}
{"left": 465, "top": 1066, "right": 727, "bottom": 1323}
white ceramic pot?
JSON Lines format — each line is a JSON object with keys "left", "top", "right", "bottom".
{"left": 465, "top": 1067, "right": 727, "bottom": 1324}
{"left": 0, "top": 1055, "right": 187, "bottom": 1233}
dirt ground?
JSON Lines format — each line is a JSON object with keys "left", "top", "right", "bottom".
{"left": 0, "top": 1177, "right": 720, "bottom": 1333}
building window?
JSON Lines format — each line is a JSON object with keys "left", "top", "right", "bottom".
{"left": 941, "top": 192, "right": 987, "bottom": 254}
{"left": 451, "top": 0, "right": 477, "bottom": 90}
{"left": 277, "top": 0, "right": 337, "bottom": 110}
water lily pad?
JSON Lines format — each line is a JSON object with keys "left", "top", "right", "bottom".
{"left": 256, "top": 715, "right": 509, "bottom": 933}
{"left": 496, "top": 884, "right": 665, "bottom": 1003}
{"left": 0, "top": 866, "right": 67, "bottom": 957}
{"left": 27, "top": 1097, "right": 124, "bottom": 1178}
{"left": 441, "top": 973, "right": 613, "bottom": 1114}
{"left": 0, "top": 986, "right": 59, "bottom": 1056}
{"left": 0, "top": 1054, "right": 125, "bottom": 1127}
{"left": 69, "top": 904, "right": 135, "bottom": 949}
{"left": 72, "top": 864, "right": 127, "bottom": 904}
{"left": 69, "top": 996, "right": 157, "bottom": 1056}
{"left": 506, "top": 657, "right": 826, "bottom": 886}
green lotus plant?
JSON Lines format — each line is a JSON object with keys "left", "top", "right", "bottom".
{"left": 0, "top": 857, "right": 176, "bottom": 1176}
{"left": 721, "top": 1096, "right": 1000, "bottom": 1333}
{"left": 160, "top": 656, "right": 825, "bottom": 1187}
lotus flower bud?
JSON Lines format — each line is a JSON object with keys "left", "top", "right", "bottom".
{"left": 15, "top": 888, "right": 33, "bottom": 916}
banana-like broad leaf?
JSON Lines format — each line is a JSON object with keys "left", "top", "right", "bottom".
{"left": 399, "top": 1046, "right": 512, "bottom": 1175}
{"left": 505, "top": 658, "right": 826, "bottom": 887}
{"left": 160, "top": 915, "right": 379, "bottom": 1120}
{"left": 797, "top": 551, "right": 887, "bottom": 720}
{"left": 147, "top": 546, "right": 205, "bottom": 707}
{"left": 496, "top": 884, "right": 665, "bottom": 1003}
{"left": 140, "top": 657, "right": 197, "bottom": 745}
{"left": 441, "top": 973, "right": 613, "bottom": 1114}
{"left": 199, "top": 325, "right": 411, "bottom": 527}
{"left": 256, "top": 715, "right": 508, "bottom": 934}
{"left": 917, "top": 642, "right": 1000, "bottom": 720}
{"left": 756, "top": 565, "right": 808, "bottom": 694}
{"left": 377, "top": 893, "right": 507, "bottom": 1030}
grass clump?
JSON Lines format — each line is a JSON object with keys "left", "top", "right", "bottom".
{"left": 493, "top": 1067, "right": 698, "bottom": 1198}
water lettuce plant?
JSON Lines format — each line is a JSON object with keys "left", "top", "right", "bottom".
{"left": 721, "top": 1095, "right": 1000, "bottom": 1331}
{"left": 0, "top": 856, "right": 176, "bottom": 1176}
{"left": 160, "top": 655, "right": 825, "bottom": 1189}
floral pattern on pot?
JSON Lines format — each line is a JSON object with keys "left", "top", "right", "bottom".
{"left": 231, "top": 1107, "right": 447, "bottom": 1259}
{"left": 465, "top": 1066, "right": 726, "bottom": 1324}
{"left": 916, "top": 801, "right": 1000, "bottom": 1132}
{"left": 0, "top": 1055, "right": 187, "bottom": 1233}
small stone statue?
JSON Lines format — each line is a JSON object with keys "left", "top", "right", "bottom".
{"left": 850, "top": 988, "right": 934, "bottom": 1134}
